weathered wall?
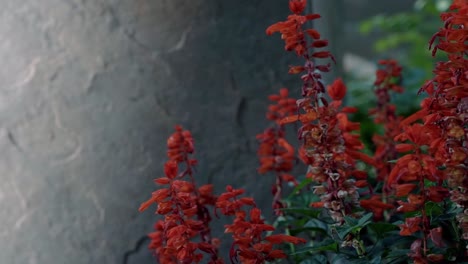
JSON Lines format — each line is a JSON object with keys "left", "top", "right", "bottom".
{"left": 0, "top": 0, "right": 415, "bottom": 263}
{"left": 0, "top": 0, "right": 299, "bottom": 263}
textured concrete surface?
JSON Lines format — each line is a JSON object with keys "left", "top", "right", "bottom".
{"left": 0, "top": 0, "right": 298, "bottom": 263}
{"left": 0, "top": 0, "right": 413, "bottom": 263}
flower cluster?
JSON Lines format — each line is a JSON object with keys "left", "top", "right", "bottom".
{"left": 139, "top": 126, "right": 221, "bottom": 264}
{"left": 140, "top": 126, "right": 306, "bottom": 263}
{"left": 370, "top": 60, "right": 404, "bottom": 185}
{"left": 257, "top": 88, "right": 297, "bottom": 215}
{"left": 362, "top": 60, "right": 405, "bottom": 220}
{"left": 216, "top": 186, "right": 305, "bottom": 263}
{"left": 267, "top": 0, "right": 373, "bottom": 225}
{"left": 386, "top": 0, "right": 468, "bottom": 261}
{"left": 427, "top": 0, "right": 468, "bottom": 242}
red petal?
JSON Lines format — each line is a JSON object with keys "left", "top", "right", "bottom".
{"left": 305, "top": 14, "right": 321, "bottom": 20}
{"left": 154, "top": 177, "right": 171, "bottom": 185}
{"left": 395, "top": 144, "right": 414, "bottom": 153}
{"left": 327, "top": 78, "right": 347, "bottom": 100}
{"left": 400, "top": 109, "right": 428, "bottom": 127}
{"left": 395, "top": 184, "right": 417, "bottom": 196}
{"left": 265, "top": 234, "right": 306, "bottom": 244}
{"left": 429, "top": 227, "right": 445, "bottom": 248}
{"left": 305, "top": 29, "right": 321, "bottom": 39}
{"left": 289, "top": 0, "right": 306, "bottom": 14}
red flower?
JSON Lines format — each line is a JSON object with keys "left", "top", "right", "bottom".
{"left": 429, "top": 227, "right": 445, "bottom": 248}
{"left": 266, "top": 1, "right": 323, "bottom": 57}
{"left": 265, "top": 234, "right": 306, "bottom": 244}
{"left": 327, "top": 78, "right": 346, "bottom": 101}
{"left": 426, "top": 186, "right": 449, "bottom": 203}
{"left": 266, "top": 88, "right": 298, "bottom": 123}
{"left": 217, "top": 190, "right": 305, "bottom": 263}
{"left": 360, "top": 196, "right": 394, "bottom": 220}
{"left": 399, "top": 216, "right": 421, "bottom": 236}
{"left": 140, "top": 126, "right": 221, "bottom": 263}
{"left": 288, "top": 0, "right": 306, "bottom": 14}
{"left": 394, "top": 183, "right": 417, "bottom": 197}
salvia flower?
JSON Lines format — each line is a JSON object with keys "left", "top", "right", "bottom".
{"left": 388, "top": 1, "right": 468, "bottom": 260}
{"left": 139, "top": 126, "right": 221, "bottom": 264}
{"left": 257, "top": 88, "right": 298, "bottom": 214}
{"left": 216, "top": 185, "right": 306, "bottom": 263}
{"left": 267, "top": 0, "right": 374, "bottom": 225}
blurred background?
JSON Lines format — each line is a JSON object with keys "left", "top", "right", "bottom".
{"left": 0, "top": 0, "right": 449, "bottom": 263}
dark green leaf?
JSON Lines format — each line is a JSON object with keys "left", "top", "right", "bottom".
{"left": 279, "top": 207, "right": 321, "bottom": 218}
{"left": 288, "top": 178, "right": 313, "bottom": 198}
{"left": 292, "top": 240, "right": 339, "bottom": 255}
{"left": 343, "top": 216, "right": 359, "bottom": 227}
{"left": 358, "top": 213, "right": 374, "bottom": 226}
{"left": 368, "top": 222, "right": 398, "bottom": 237}
{"left": 299, "top": 255, "right": 328, "bottom": 264}
{"left": 337, "top": 225, "right": 361, "bottom": 240}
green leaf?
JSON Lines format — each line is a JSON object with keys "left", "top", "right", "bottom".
{"left": 299, "top": 255, "right": 328, "bottom": 264}
{"left": 279, "top": 207, "right": 321, "bottom": 218}
{"left": 425, "top": 201, "right": 443, "bottom": 219}
{"left": 289, "top": 227, "right": 329, "bottom": 237}
{"left": 343, "top": 216, "right": 359, "bottom": 227}
{"left": 359, "top": 20, "right": 374, "bottom": 34}
{"left": 290, "top": 218, "right": 330, "bottom": 236}
{"left": 292, "top": 241, "right": 339, "bottom": 255}
{"left": 369, "top": 255, "right": 382, "bottom": 264}
{"left": 337, "top": 225, "right": 361, "bottom": 240}
{"left": 368, "top": 222, "right": 398, "bottom": 238}
{"left": 305, "top": 218, "right": 329, "bottom": 230}
{"left": 385, "top": 249, "right": 410, "bottom": 261}
{"left": 358, "top": 213, "right": 374, "bottom": 226}
{"left": 288, "top": 177, "right": 313, "bottom": 198}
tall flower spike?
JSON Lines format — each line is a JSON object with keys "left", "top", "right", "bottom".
{"left": 368, "top": 59, "right": 404, "bottom": 220}
{"left": 388, "top": 1, "right": 468, "bottom": 260}
{"left": 216, "top": 186, "right": 306, "bottom": 263}
{"left": 140, "top": 126, "right": 222, "bottom": 264}
{"left": 267, "top": 0, "right": 374, "bottom": 225}
{"left": 257, "top": 88, "right": 298, "bottom": 215}
{"left": 426, "top": 0, "right": 468, "bottom": 242}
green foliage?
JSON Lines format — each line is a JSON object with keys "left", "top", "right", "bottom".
{"left": 273, "top": 175, "right": 465, "bottom": 263}
{"left": 360, "top": 0, "right": 450, "bottom": 74}
{"left": 347, "top": 0, "right": 452, "bottom": 152}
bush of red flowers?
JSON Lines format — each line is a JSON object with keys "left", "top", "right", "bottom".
{"left": 139, "top": 0, "right": 468, "bottom": 263}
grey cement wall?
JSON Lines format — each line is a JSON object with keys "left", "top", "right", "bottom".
{"left": 0, "top": 0, "right": 299, "bottom": 263}
{"left": 0, "top": 0, "right": 414, "bottom": 263}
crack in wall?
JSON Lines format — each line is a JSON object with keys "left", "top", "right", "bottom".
{"left": 122, "top": 235, "right": 149, "bottom": 264}
{"left": 231, "top": 73, "right": 252, "bottom": 153}
{"left": 7, "top": 130, "right": 22, "bottom": 153}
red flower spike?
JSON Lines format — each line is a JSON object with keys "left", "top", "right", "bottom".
{"left": 217, "top": 189, "right": 303, "bottom": 263}
{"left": 140, "top": 126, "right": 222, "bottom": 263}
